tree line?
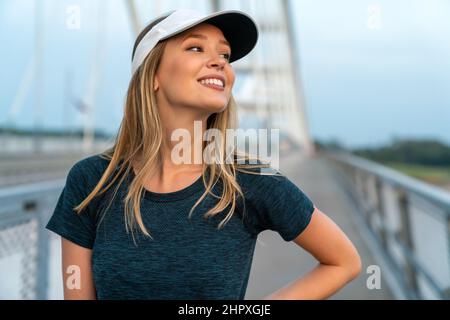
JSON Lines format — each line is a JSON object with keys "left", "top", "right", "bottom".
{"left": 315, "top": 138, "right": 450, "bottom": 167}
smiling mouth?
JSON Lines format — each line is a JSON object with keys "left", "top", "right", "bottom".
{"left": 198, "top": 81, "right": 225, "bottom": 92}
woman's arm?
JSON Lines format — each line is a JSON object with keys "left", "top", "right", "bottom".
{"left": 263, "top": 206, "right": 362, "bottom": 300}
{"left": 61, "top": 237, "right": 97, "bottom": 299}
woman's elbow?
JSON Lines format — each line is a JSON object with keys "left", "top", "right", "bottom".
{"left": 346, "top": 250, "right": 363, "bottom": 281}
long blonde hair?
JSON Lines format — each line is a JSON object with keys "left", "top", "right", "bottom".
{"left": 74, "top": 17, "right": 276, "bottom": 240}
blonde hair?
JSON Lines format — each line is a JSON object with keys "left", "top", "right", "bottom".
{"left": 74, "top": 18, "right": 277, "bottom": 241}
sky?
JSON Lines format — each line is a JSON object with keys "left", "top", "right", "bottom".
{"left": 291, "top": 0, "right": 450, "bottom": 148}
{"left": 0, "top": 0, "right": 449, "bottom": 149}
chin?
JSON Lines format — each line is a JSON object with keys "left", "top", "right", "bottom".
{"left": 201, "top": 99, "right": 228, "bottom": 113}
{"left": 208, "top": 104, "right": 228, "bottom": 114}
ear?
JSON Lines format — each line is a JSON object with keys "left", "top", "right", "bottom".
{"left": 153, "top": 76, "right": 159, "bottom": 91}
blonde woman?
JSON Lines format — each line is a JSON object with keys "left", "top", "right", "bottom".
{"left": 46, "top": 9, "right": 361, "bottom": 300}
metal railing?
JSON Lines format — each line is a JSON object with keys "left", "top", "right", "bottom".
{"left": 323, "top": 150, "right": 450, "bottom": 299}
{"left": 0, "top": 180, "right": 64, "bottom": 299}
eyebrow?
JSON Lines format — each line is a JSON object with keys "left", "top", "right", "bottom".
{"left": 181, "top": 33, "right": 231, "bottom": 49}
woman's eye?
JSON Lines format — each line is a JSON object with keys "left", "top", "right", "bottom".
{"left": 187, "top": 46, "right": 231, "bottom": 61}
{"left": 221, "top": 53, "right": 231, "bottom": 61}
{"left": 187, "top": 46, "right": 202, "bottom": 52}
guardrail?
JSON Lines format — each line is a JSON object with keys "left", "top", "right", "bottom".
{"left": 323, "top": 150, "right": 450, "bottom": 299}
{"left": 0, "top": 180, "right": 64, "bottom": 299}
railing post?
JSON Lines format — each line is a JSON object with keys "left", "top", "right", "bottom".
{"left": 361, "top": 172, "right": 370, "bottom": 222}
{"left": 375, "top": 178, "right": 388, "bottom": 250}
{"left": 36, "top": 198, "right": 50, "bottom": 299}
{"left": 445, "top": 214, "right": 450, "bottom": 299}
{"left": 397, "top": 189, "right": 419, "bottom": 297}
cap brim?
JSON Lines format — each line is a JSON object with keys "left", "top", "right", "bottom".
{"left": 160, "top": 10, "right": 259, "bottom": 63}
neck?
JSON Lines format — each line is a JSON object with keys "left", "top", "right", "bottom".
{"left": 158, "top": 100, "right": 211, "bottom": 175}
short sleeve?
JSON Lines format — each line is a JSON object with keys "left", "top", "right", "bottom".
{"left": 242, "top": 172, "right": 315, "bottom": 242}
{"left": 46, "top": 162, "right": 98, "bottom": 249}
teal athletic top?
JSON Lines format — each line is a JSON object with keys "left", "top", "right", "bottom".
{"left": 46, "top": 154, "right": 315, "bottom": 299}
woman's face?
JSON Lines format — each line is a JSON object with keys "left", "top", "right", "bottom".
{"left": 154, "top": 23, "right": 235, "bottom": 115}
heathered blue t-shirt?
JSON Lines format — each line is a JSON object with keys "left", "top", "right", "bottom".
{"left": 46, "top": 154, "right": 315, "bottom": 299}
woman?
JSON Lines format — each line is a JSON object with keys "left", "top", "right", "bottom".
{"left": 46, "top": 9, "right": 361, "bottom": 300}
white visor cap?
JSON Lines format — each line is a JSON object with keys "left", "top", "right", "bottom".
{"left": 131, "top": 9, "right": 259, "bottom": 76}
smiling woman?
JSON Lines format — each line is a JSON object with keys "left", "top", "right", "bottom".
{"left": 45, "top": 8, "right": 361, "bottom": 300}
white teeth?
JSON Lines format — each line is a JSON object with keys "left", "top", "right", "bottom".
{"left": 200, "top": 78, "right": 224, "bottom": 87}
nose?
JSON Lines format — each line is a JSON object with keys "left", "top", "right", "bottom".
{"left": 207, "top": 54, "right": 227, "bottom": 70}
